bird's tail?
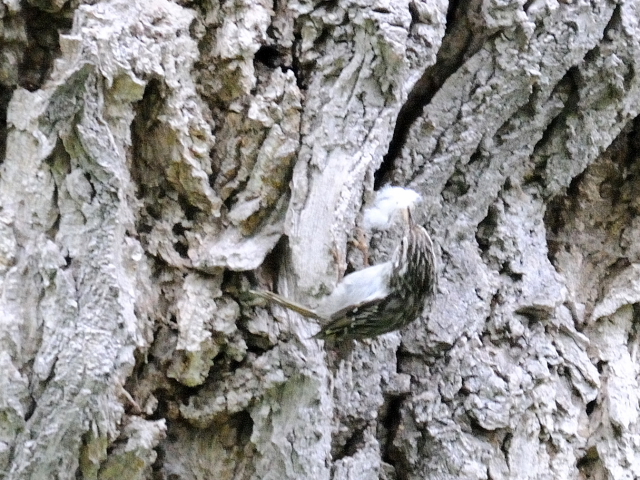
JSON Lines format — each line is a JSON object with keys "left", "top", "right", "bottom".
{"left": 249, "top": 290, "right": 324, "bottom": 321}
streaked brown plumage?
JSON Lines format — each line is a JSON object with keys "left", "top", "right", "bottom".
{"left": 251, "top": 208, "right": 437, "bottom": 341}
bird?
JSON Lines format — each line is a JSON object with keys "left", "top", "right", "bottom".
{"left": 251, "top": 206, "right": 437, "bottom": 341}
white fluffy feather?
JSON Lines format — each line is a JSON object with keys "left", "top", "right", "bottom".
{"left": 363, "top": 186, "right": 422, "bottom": 231}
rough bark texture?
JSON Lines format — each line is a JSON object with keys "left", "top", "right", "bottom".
{"left": 1, "top": 0, "right": 639, "bottom": 479}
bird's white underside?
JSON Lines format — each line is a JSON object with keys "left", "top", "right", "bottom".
{"left": 316, "top": 261, "right": 393, "bottom": 317}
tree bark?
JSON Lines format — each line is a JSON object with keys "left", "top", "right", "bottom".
{"left": 0, "top": 0, "right": 638, "bottom": 478}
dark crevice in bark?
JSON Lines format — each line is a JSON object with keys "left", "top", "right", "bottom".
{"left": 500, "top": 262, "right": 523, "bottom": 282}
{"left": 544, "top": 114, "right": 640, "bottom": 265}
{"left": 178, "top": 194, "right": 200, "bottom": 222}
{"left": 232, "top": 410, "right": 255, "bottom": 445}
{"left": 83, "top": 172, "right": 96, "bottom": 201}
{"left": 172, "top": 240, "right": 189, "bottom": 259}
{"left": 156, "top": 412, "right": 257, "bottom": 478}
{"left": 527, "top": 2, "right": 622, "bottom": 190}
{"left": 602, "top": 5, "right": 623, "bottom": 46}
{"left": 171, "top": 222, "right": 189, "bottom": 258}
{"left": 290, "top": 15, "right": 317, "bottom": 91}
{"left": 254, "top": 42, "right": 295, "bottom": 78}
{"left": 45, "top": 177, "right": 60, "bottom": 240}
{"left": 379, "top": 395, "right": 408, "bottom": 480}
{"left": 332, "top": 426, "right": 366, "bottom": 461}
{"left": 533, "top": 67, "right": 580, "bottom": 159}
{"left": 475, "top": 204, "right": 498, "bottom": 257}
{"left": 254, "top": 45, "right": 283, "bottom": 69}
{"left": 374, "top": 0, "right": 490, "bottom": 189}
{"left": 500, "top": 432, "right": 512, "bottom": 458}
{"left": 18, "top": 5, "right": 71, "bottom": 91}
{"left": 46, "top": 210, "right": 61, "bottom": 241}
{"left": 576, "top": 446, "right": 601, "bottom": 476}
{"left": 131, "top": 78, "right": 165, "bottom": 203}
{"left": 291, "top": 1, "right": 342, "bottom": 92}
{"left": 252, "top": 235, "right": 288, "bottom": 293}
{"left": 44, "top": 139, "right": 70, "bottom": 241}
{"left": 244, "top": 343, "right": 270, "bottom": 357}
{"left": 524, "top": 67, "right": 581, "bottom": 188}
{"left": 543, "top": 114, "right": 640, "bottom": 326}
{"left": 629, "top": 305, "right": 640, "bottom": 356}
{"left": 328, "top": 413, "right": 367, "bottom": 461}
{"left": 441, "top": 168, "right": 470, "bottom": 204}
{"left": 131, "top": 78, "right": 198, "bottom": 265}
{"left": 290, "top": 30, "right": 306, "bottom": 90}
{"left": 23, "top": 395, "right": 37, "bottom": 423}
{"left": 0, "top": 85, "right": 11, "bottom": 164}
{"left": 544, "top": 173, "right": 580, "bottom": 257}
{"left": 468, "top": 417, "right": 493, "bottom": 436}
{"left": 515, "top": 306, "right": 551, "bottom": 324}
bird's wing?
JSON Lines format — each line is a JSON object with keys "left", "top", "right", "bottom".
{"left": 316, "top": 262, "right": 392, "bottom": 317}
{"left": 327, "top": 297, "right": 382, "bottom": 323}
{"left": 314, "top": 296, "right": 388, "bottom": 339}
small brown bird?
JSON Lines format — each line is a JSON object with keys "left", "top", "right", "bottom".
{"left": 251, "top": 207, "right": 437, "bottom": 341}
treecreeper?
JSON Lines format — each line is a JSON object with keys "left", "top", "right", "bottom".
{"left": 252, "top": 187, "right": 437, "bottom": 341}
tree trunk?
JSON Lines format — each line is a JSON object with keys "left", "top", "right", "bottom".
{"left": 0, "top": 0, "right": 638, "bottom": 478}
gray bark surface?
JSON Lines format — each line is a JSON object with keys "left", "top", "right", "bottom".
{"left": 0, "top": 0, "right": 638, "bottom": 479}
